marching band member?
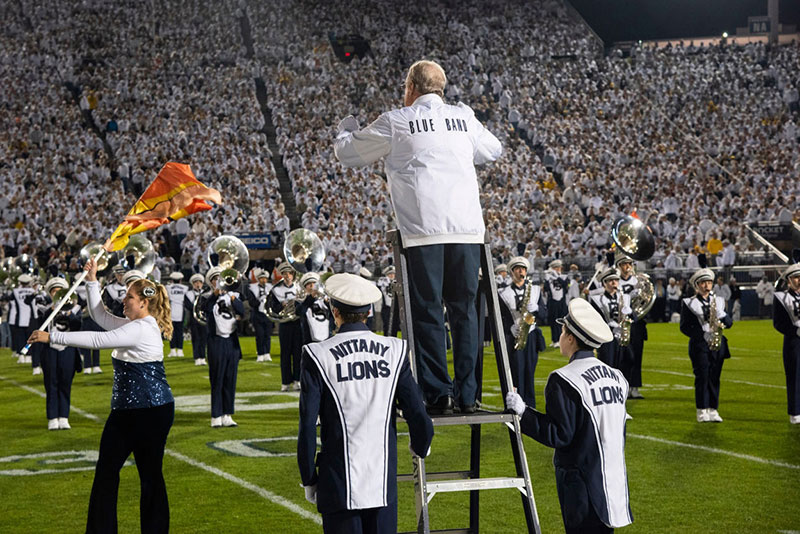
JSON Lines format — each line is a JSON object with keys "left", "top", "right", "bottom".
{"left": 590, "top": 269, "right": 634, "bottom": 377}
{"left": 680, "top": 268, "right": 733, "bottom": 423}
{"left": 506, "top": 299, "right": 633, "bottom": 534}
{"left": 616, "top": 255, "right": 647, "bottom": 399}
{"left": 184, "top": 273, "right": 208, "bottom": 366}
{"left": 358, "top": 267, "right": 377, "bottom": 332}
{"left": 166, "top": 272, "right": 188, "bottom": 357}
{"left": 544, "top": 259, "right": 569, "bottom": 348}
{"left": 204, "top": 266, "right": 245, "bottom": 428}
{"left": 296, "top": 272, "right": 331, "bottom": 344}
{"left": 773, "top": 263, "right": 800, "bottom": 424}
{"left": 495, "top": 263, "right": 510, "bottom": 290}
{"left": 36, "top": 277, "right": 83, "bottom": 430}
{"left": 4, "top": 273, "right": 36, "bottom": 364}
{"left": 28, "top": 258, "right": 175, "bottom": 534}
{"left": 498, "top": 256, "right": 544, "bottom": 408}
{"left": 246, "top": 268, "right": 273, "bottom": 362}
{"left": 376, "top": 266, "right": 399, "bottom": 337}
{"left": 269, "top": 262, "right": 302, "bottom": 392}
{"left": 101, "top": 265, "right": 127, "bottom": 318}
{"left": 298, "top": 273, "right": 433, "bottom": 534}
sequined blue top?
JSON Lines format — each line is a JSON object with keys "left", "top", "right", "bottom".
{"left": 111, "top": 359, "right": 174, "bottom": 410}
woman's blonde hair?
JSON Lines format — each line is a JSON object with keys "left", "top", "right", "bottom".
{"left": 129, "top": 279, "right": 173, "bottom": 338}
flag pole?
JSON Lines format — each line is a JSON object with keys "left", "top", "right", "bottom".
{"left": 20, "top": 249, "right": 106, "bottom": 355}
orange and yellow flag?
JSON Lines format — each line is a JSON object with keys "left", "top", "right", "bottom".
{"left": 104, "top": 162, "right": 221, "bottom": 251}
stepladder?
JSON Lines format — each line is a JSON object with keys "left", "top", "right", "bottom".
{"left": 388, "top": 229, "right": 542, "bottom": 534}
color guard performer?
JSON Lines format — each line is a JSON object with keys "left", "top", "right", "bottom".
{"left": 270, "top": 262, "right": 302, "bottom": 391}
{"left": 680, "top": 268, "right": 732, "bottom": 423}
{"left": 184, "top": 273, "right": 208, "bottom": 366}
{"left": 506, "top": 299, "right": 633, "bottom": 534}
{"left": 616, "top": 256, "right": 647, "bottom": 399}
{"left": 37, "top": 277, "right": 83, "bottom": 430}
{"left": 205, "top": 266, "right": 245, "bottom": 428}
{"left": 773, "top": 262, "right": 800, "bottom": 424}
{"left": 544, "top": 259, "right": 569, "bottom": 348}
{"left": 590, "top": 269, "right": 634, "bottom": 377}
{"left": 298, "top": 273, "right": 433, "bottom": 534}
{"left": 498, "top": 257, "right": 544, "bottom": 408}
{"left": 166, "top": 272, "right": 188, "bottom": 357}
{"left": 247, "top": 268, "right": 273, "bottom": 362}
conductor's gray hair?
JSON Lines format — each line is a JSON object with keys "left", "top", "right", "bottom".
{"left": 405, "top": 60, "right": 447, "bottom": 97}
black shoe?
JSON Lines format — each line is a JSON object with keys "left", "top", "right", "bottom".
{"left": 458, "top": 404, "right": 477, "bottom": 414}
{"left": 426, "top": 396, "right": 454, "bottom": 416}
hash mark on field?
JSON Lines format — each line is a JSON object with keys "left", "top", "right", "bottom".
{"left": 648, "top": 369, "right": 783, "bottom": 389}
{"left": 166, "top": 449, "right": 322, "bottom": 525}
{"left": 629, "top": 434, "right": 800, "bottom": 470}
{"left": 0, "top": 375, "right": 100, "bottom": 421}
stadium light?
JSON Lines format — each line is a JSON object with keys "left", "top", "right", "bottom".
{"left": 722, "top": 32, "right": 728, "bottom": 38}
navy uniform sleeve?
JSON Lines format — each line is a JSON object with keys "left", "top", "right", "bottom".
{"left": 773, "top": 296, "right": 795, "bottom": 336}
{"left": 679, "top": 301, "right": 702, "bottom": 339}
{"left": 519, "top": 373, "right": 579, "bottom": 448}
{"left": 231, "top": 295, "right": 245, "bottom": 318}
{"left": 297, "top": 346, "right": 322, "bottom": 486}
{"left": 395, "top": 355, "right": 434, "bottom": 457}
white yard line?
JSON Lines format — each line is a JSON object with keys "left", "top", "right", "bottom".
{"left": 647, "top": 369, "right": 783, "bottom": 389}
{"left": 165, "top": 449, "right": 322, "bottom": 525}
{"left": 0, "top": 375, "right": 100, "bottom": 421}
{"left": 628, "top": 433, "right": 800, "bottom": 471}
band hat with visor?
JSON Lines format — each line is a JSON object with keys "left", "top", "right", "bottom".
{"left": 508, "top": 257, "right": 530, "bottom": 272}
{"left": 557, "top": 299, "right": 614, "bottom": 349}
{"left": 382, "top": 266, "right": 396, "bottom": 276}
{"left": 690, "top": 268, "right": 715, "bottom": 287}
{"left": 206, "top": 266, "right": 224, "bottom": 286}
{"left": 494, "top": 263, "right": 508, "bottom": 275}
{"left": 325, "top": 273, "right": 381, "bottom": 313}
{"left": 169, "top": 272, "right": 184, "bottom": 281}
{"left": 549, "top": 259, "right": 563, "bottom": 269}
{"left": 189, "top": 273, "right": 205, "bottom": 285}
{"left": 299, "top": 272, "right": 320, "bottom": 287}
{"left": 782, "top": 263, "right": 800, "bottom": 280}
{"left": 599, "top": 268, "right": 620, "bottom": 284}
{"left": 122, "top": 270, "right": 145, "bottom": 285}
{"left": 18, "top": 274, "right": 34, "bottom": 284}
{"left": 277, "top": 262, "right": 294, "bottom": 275}
{"left": 45, "top": 277, "right": 69, "bottom": 293}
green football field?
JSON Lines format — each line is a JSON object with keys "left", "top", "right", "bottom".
{"left": 1, "top": 320, "right": 798, "bottom": 533}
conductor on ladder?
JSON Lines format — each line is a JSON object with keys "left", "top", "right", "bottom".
{"left": 334, "top": 59, "right": 502, "bottom": 415}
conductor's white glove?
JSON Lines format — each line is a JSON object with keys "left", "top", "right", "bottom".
{"left": 505, "top": 391, "right": 526, "bottom": 416}
{"left": 337, "top": 115, "right": 360, "bottom": 134}
{"left": 303, "top": 484, "right": 317, "bottom": 505}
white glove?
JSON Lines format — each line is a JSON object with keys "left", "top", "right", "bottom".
{"left": 337, "top": 115, "right": 359, "bottom": 134}
{"left": 510, "top": 322, "right": 521, "bottom": 339}
{"left": 303, "top": 484, "right": 317, "bottom": 505}
{"left": 505, "top": 391, "right": 526, "bottom": 416}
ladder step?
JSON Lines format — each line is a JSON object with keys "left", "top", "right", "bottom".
{"left": 426, "top": 477, "right": 527, "bottom": 493}
{"left": 398, "top": 470, "right": 470, "bottom": 483}
{"left": 399, "top": 529, "right": 472, "bottom": 534}
{"left": 401, "top": 411, "right": 515, "bottom": 427}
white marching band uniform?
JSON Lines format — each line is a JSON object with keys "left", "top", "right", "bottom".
{"left": 167, "top": 280, "right": 188, "bottom": 356}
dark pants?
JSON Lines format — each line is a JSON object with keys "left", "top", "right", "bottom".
{"left": 597, "top": 339, "right": 631, "bottom": 373}
{"left": 406, "top": 243, "right": 480, "bottom": 406}
{"left": 380, "top": 305, "right": 400, "bottom": 338}
{"left": 278, "top": 321, "right": 303, "bottom": 385}
{"left": 169, "top": 321, "right": 183, "bottom": 350}
{"left": 252, "top": 316, "right": 273, "bottom": 355}
{"left": 689, "top": 345, "right": 724, "bottom": 409}
{"left": 783, "top": 336, "right": 800, "bottom": 416}
{"left": 507, "top": 334, "right": 538, "bottom": 408}
{"left": 81, "top": 317, "right": 102, "bottom": 367}
{"left": 30, "top": 334, "right": 43, "bottom": 367}
{"left": 556, "top": 468, "right": 613, "bottom": 534}
{"left": 86, "top": 402, "right": 174, "bottom": 534}
{"left": 627, "top": 321, "right": 646, "bottom": 387}
{"left": 548, "top": 300, "right": 567, "bottom": 343}
{"left": 189, "top": 322, "right": 207, "bottom": 360}
{"left": 208, "top": 337, "right": 239, "bottom": 417}
{"left": 42, "top": 346, "right": 78, "bottom": 419}
{"left": 10, "top": 325, "right": 27, "bottom": 352}
{"left": 321, "top": 501, "right": 397, "bottom": 534}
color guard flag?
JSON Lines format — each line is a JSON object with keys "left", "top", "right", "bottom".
{"left": 104, "top": 162, "right": 221, "bottom": 251}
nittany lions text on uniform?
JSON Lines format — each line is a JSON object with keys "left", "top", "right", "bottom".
{"left": 298, "top": 323, "right": 433, "bottom": 532}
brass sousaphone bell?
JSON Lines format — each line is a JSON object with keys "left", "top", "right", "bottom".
{"left": 207, "top": 235, "right": 250, "bottom": 290}
{"left": 264, "top": 229, "right": 326, "bottom": 324}
{"left": 610, "top": 214, "right": 657, "bottom": 319}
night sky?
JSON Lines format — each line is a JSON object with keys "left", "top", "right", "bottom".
{"left": 567, "top": 0, "right": 800, "bottom": 44}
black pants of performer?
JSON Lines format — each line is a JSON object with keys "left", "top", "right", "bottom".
{"left": 169, "top": 321, "right": 183, "bottom": 350}
{"left": 548, "top": 300, "right": 567, "bottom": 343}
{"left": 597, "top": 340, "right": 631, "bottom": 374}
{"left": 507, "top": 334, "right": 538, "bottom": 408}
{"left": 406, "top": 243, "right": 480, "bottom": 406}
{"left": 42, "top": 346, "right": 79, "bottom": 419}
{"left": 86, "top": 402, "right": 174, "bottom": 534}
{"left": 252, "top": 316, "right": 273, "bottom": 356}
{"left": 208, "top": 337, "right": 239, "bottom": 418}
{"left": 627, "top": 321, "right": 647, "bottom": 388}
{"left": 10, "top": 325, "right": 27, "bottom": 352}
{"left": 689, "top": 345, "right": 725, "bottom": 409}
{"left": 189, "top": 322, "right": 207, "bottom": 360}
{"left": 322, "top": 500, "right": 397, "bottom": 534}
{"left": 783, "top": 336, "right": 800, "bottom": 416}
{"left": 278, "top": 320, "right": 303, "bottom": 386}
{"left": 556, "top": 468, "right": 613, "bottom": 534}
{"left": 81, "top": 317, "right": 102, "bottom": 368}
{"left": 30, "top": 333, "right": 43, "bottom": 368}
{"left": 380, "top": 305, "right": 401, "bottom": 338}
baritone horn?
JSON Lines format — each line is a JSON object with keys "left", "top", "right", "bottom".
{"left": 117, "top": 235, "right": 157, "bottom": 275}
{"left": 283, "top": 229, "right": 325, "bottom": 273}
{"left": 80, "top": 242, "right": 110, "bottom": 272}
{"left": 207, "top": 235, "right": 249, "bottom": 290}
